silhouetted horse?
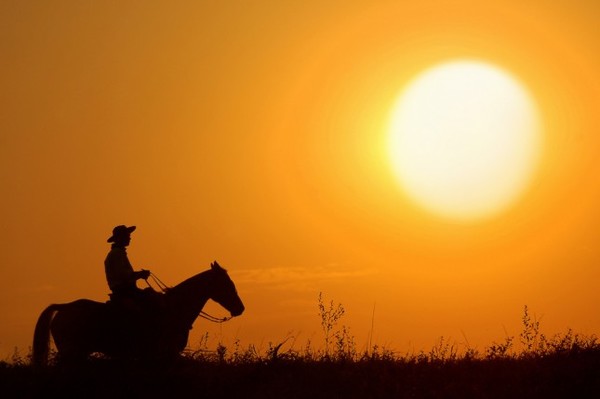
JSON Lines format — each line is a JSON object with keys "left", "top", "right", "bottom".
{"left": 33, "top": 262, "right": 244, "bottom": 366}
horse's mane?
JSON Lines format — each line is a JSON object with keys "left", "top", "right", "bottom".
{"left": 170, "top": 264, "right": 228, "bottom": 294}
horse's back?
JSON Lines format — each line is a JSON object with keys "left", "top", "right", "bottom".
{"left": 51, "top": 299, "right": 107, "bottom": 332}
{"left": 68, "top": 298, "right": 106, "bottom": 308}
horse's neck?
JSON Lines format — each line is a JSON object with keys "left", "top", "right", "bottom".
{"left": 165, "top": 271, "right": 212, "bottom": 328}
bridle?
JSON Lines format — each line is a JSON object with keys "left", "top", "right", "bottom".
{"left": 145, "top": 271, "right": 232, "bottom": 324}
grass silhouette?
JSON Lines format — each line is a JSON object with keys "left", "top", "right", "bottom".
{"left": 2, "top": 298, "right": 600, "bottom": 398}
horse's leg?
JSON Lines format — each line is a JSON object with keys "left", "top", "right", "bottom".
{"left": 52, "top": 308, "right": 95, "bottom": 365}
{"left": 55, "top": 346, "right": 88, "bottom": 366}
{"left": 151, "top": 328, "right": 189, "bottom": 361}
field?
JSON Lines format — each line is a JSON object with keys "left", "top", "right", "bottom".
{"left": 2, "top": 344, "right": 600, "bottom": 398}
{"left": 2, "top": 303, "right": 600, "bottom": 398}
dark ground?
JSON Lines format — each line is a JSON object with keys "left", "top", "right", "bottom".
{"left": 1, "top": 350, "right": 600, "bottom": 399}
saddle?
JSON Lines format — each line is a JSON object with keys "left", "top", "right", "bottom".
{"left": 107, "top": 288, "right": 165, "bottom": 317}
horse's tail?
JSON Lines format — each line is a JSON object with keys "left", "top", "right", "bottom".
{"left": 32, "top": 304, "right": 61, "bottom": 367}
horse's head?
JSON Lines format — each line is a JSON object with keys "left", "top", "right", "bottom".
{"left": 207, "top": 261, "right": 245, "bottom": 317}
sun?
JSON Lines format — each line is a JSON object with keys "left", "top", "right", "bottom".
{"left": 388, "top": 60, "right": 542, "bottom": 221}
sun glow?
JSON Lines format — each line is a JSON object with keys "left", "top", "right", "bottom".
{"left": 389, "top": 60, "right": 542, "bottom": 221}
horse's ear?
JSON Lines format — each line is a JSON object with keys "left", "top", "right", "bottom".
{"left": 211, "top": 261, "right": 221, "bottom": 270}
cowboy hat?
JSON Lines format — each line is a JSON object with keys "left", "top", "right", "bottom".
{"left": 107, "top": 225, "right": 136, "bottom": 243}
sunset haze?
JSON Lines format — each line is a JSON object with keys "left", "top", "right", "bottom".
{"left": 2, "top": 0, "right": 600, "bottom": 357}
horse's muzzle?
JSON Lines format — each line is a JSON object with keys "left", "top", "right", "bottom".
{"left": 230, "top": 304, "right": 245, "bottom": 317}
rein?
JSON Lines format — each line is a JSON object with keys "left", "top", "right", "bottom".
{"left": 147, "top": 272, "right": 170, "bottom": 293}
{"left": 146, "top": 271, "right": 232, "bottom": 324}
{"left": 198, "top": 312, "right": 231, "bottom": 323}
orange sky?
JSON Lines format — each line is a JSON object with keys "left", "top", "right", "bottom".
{"left": 2, "top": 0, "right": 600, "bottom": 357}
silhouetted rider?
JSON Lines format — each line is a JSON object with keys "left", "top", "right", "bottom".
{"left": 105, "top": 225, "right": 150, "bottom": 298}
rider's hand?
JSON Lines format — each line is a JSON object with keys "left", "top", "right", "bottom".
{"left": 139, "top": 269, "right": 151, "bottom": 280}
